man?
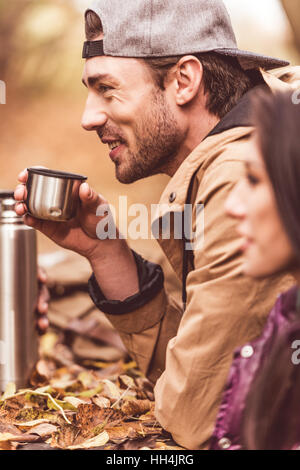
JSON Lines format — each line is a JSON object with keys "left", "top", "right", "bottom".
{"left": 15, "top": 0, "right": 295, "bottom": 449}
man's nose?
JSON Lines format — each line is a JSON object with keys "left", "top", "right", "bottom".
{"left": 225, "top": 179, "right": 247, "bottom": 219}
{"left": 81, "top": 96, "right": 108, "bottom": 131}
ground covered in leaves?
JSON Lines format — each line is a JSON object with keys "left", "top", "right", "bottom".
{"left": 0, "top": 332, "right": 182, "bottom": 451}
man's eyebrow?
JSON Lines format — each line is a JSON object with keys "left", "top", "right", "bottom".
{"left": 81, "top": 73, "right": 120, "bottom": 88}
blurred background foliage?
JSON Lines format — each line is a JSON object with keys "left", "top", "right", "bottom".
{"left": 0, "top": 0, "right": 299, "bottom": 263}
{"left": 0, "top": 0, "right": 85, "bottom": 94}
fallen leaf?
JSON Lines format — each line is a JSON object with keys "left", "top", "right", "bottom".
{"left": 50, "top": 423, "right": 84, "bottom": 449}
{"left": 30, "top": 360, "right": 57, "bottom": 387}
{"left": 47, "top": 396, "right": 77, "bottom": 412}
{"left": 30, "top": 423, "right": 58, "bottom": 438}
{"left": 1, "top": 383, "right": 16, "bottom": 400}
{"left": 76, "top": 404, "right": 124, "bottom": 432}
{"left": 92, "top": 396, "right": 110, "bottom": 408}
{"left": 118, "top": 435, "right": 157, "bottom": 450}
{"left": 63, "top": 396, "right": 90, "bottom": 409}
{"left": 118, "top": 375, "right": 135, "bottom": 390}
{"left": 121, "top": 399, "right": 151, "bottom": 416}
{"left": 0, "top": 421, "right": 22, "bottom": 435}
{"left": 106, "top": 425, "right": 138, "bottom": 441}
{"left": 0, "top": 432, "right": 18, "bottom": 442}
{"left": 77, "top": 384, "right": 103, "bottom": 398}
{"left": 78, "top": 371, "right": 96, "bottom": 388}
{"left": 39, "top": 332, "right": 59, "bottom": 357}
{"left": 67, "top": 431, "right": 109, "bottom": 450}
{"left": 103, "top": 379, "right": 122, "bottom": 400}
{"left": 15, "top": 419, "right": 54, "bottom": 427}
{"left": 0, "top": 440, "right": 18, "bottom": 450}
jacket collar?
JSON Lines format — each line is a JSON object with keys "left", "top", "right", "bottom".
{"left": 206, "top": 87, "right": 255, "bottom": 138}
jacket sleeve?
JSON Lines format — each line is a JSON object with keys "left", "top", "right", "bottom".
{"left": 88, "top": 251, "right": 181, "bottom": 381}
{"left": 88, "top": 160, "right": 287, "bottom": 449}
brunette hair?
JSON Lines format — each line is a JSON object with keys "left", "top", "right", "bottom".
{"left": 85, "top": 10, "right": 263, "bottom": 119}
{"left": 242, "top": 322, "right": 300, "bottom": 450}
{"left": 253, "top": 88, "right": 300, "bottom": 264}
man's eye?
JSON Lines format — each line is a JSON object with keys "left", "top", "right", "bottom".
{"left": 97, "top": 85, "right": 112, "bottom": 94}
{"left": 246, "top": 173, "right": 259, "bottom": 186}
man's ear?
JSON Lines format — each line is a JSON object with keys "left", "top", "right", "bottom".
{"left": 173, "top": 56, "right": 203, "bottom": 106}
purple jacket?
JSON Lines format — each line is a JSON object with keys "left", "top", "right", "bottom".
{"left": 210, "top": 285, "right": 300, "bottom": 450}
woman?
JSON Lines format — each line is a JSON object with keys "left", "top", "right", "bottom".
{"left": 210, "top": 88, "right": 300, "bottom": 450}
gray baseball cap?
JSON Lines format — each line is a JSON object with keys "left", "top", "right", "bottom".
{"left": 82, "top": 0, "right": 289, "bottom": 70}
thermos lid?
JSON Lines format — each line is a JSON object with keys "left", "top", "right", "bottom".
{"left": 0, "top": 190, "right": 22, "bottom": 222}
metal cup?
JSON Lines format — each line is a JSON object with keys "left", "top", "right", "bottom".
{"left": 26, "top": 168, "right": 87, "bottom": 222}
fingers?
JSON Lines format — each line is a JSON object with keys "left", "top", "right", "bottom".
{"left": 36, "top": 267, "right": 50, "bottom": 334}
{"left": 17, "top": 168, "right": 28, "bottom": 184}
{"left": 17, "top": 165, "right": 48, "bottom": 184}
{"left": 37, "top": 283, "right": 50, "bottom": 314}
{"left": 14, "top": 181, "right": 28, "bottom": 217}
{"left": 15, "top": 165, "right": 48, "bottom": 201}
{"left": 79, "top": 182, "right": 107, "bottom": 207}
{"left": 14, "top": 183, "right": 27, "bottom": 202}
{"left": 37, "top": 315, "right": 49, "bottom": 334}
{"left": 14, "top": 201, "right": 27, "bottom": 216}
{"left": 38, "top": 266, "right": 47, "bottom": 284}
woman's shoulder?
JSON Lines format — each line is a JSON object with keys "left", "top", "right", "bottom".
{"left": 273, "top": 284, "right": 299, "bottom": 318}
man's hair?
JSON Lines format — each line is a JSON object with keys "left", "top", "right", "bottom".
{"left": 85, "top": 10, "right": 262, "bottom": 118}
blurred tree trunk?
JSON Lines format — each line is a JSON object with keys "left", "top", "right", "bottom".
{"left": 281, "top": 0, "right": 300, "bottom": 53}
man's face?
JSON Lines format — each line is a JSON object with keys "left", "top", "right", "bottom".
{"left": 82, "top": 53, "right": 183, "bottom": 183}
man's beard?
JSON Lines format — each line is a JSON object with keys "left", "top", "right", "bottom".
{"left": 114, "top": 89, "right": 183, "bottom": 184}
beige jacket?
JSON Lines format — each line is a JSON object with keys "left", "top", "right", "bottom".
{"left": 92, "top": 69, "right": 296, "bottom": 449}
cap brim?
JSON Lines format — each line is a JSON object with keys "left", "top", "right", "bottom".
{"left": 215, "top": 48, "right": 289, "bottom": 71}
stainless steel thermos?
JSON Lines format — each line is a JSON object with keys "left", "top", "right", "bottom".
{"left": 0, "top": 191, "right": 38, "bottom": 391}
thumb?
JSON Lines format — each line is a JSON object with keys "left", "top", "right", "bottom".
{"left": 79, "top": 183, "right": 106, "bottom": 208}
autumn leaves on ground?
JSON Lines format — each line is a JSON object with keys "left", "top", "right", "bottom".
{"left": 0, "top": 331, "right": 182, "bottom": 450}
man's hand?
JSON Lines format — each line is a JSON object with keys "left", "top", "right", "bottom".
{"left": 14, "top": 168, "right": 139, "bottom": 301}
{"left": 14, "top": 168, "right": 113, "bottom": 262}
{"left": 36, "top": 266, "right": 49, "bottom": 333}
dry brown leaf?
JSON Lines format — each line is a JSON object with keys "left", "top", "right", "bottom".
{"left": 1, "top": 383, "right": 16, "bottom": 400}
{"left": 121, "top": 399, "right": 151, "bottom": 416}
{"left": 14, "top": 419, "right": 54, "bottom": 427}
{"left": 67, "top": 431, "right": 109, "bottom": 450}
{"left": 0, "top": 441, "right": 18, "bottom": 450}
{"left": 106, "top": 424, "right": 138, "bottom": 442}
{"left": 39, "top": 332, "right": 59, "bottom": 357}
{"left": 30, "top": 360, "right": 57, "bottom": 387}
{"left": 75, "top": 404, "right": 124, "bottom": 433}
{"left": 154, "top": 441, "right": 185, "bottom": 450}
{"left": 49, "top": 375, "right": 76, "bottom": 390}
{"left": 118, "top": 435, "right": 158, "bottom": 450}
{"left": 50, "top": 423, "right": 84, "bottom": 449}
{"left": 92, "top": 396, "right": 111, "bottom": 408}
{"left": 0, "top": 421, "right": 22, "bottom": 436}
{"left": 0, "top": 432, "right": 18, "bottom": 442}
{"left": 118, "top": 375, "right": 135, "bottom": 390}
{"left": 63, "top": 396, "right": 90, "bottom": 409}
{"left": 103, "top": 379, "right": 122, "bottom": 400}
{"left": 29, "top": 423, "right": 58, "bottom": 438}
